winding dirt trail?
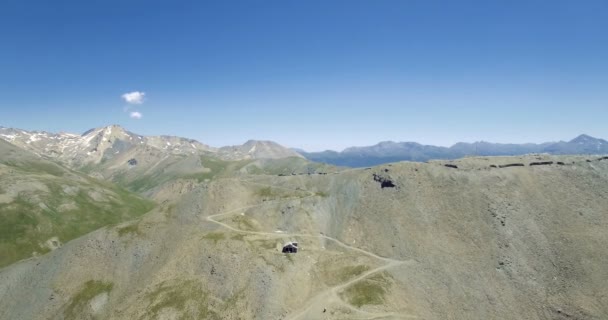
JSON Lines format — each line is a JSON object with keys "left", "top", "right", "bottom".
{"left": 205, "top": 177, "right": 417, "bottom": 320}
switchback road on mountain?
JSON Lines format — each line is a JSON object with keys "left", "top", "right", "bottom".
{"left": 205, "top": 177, "right": 418, "bottom": 320}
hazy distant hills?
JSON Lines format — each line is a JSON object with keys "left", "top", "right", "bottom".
{"left": 298, "top": 134, "right": 608, "bottom": 167}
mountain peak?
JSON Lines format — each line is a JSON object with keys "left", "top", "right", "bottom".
{"left": 81, "top": 124, "right": 129, "bottom": 137}
{"left": 243, "top": 139, "right": 274, "bottom": 145}
{"left": 377, "top": 141, "right": 398, "bottom": 147}
{"left": 570, "top": 134, "right": 600, "bottom": 144}
{"left": 219, "top": 140, "right": 303, "bottom": 159}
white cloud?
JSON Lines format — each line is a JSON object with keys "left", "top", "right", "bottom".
{"left": 130, "top": 111, "right": 143, "bottom": 119}
{"left": 121, "top": 91, "right": 145, "bottom": 104}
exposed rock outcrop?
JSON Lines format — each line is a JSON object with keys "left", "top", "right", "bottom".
{"left": 499, "top": 163, "right": 525, "bottom": 168}
{"left": 529, "top": 161, "right": 553, "bottom": 166}
{"left": 373, "top": 173, "right": 396, "bottom": 188}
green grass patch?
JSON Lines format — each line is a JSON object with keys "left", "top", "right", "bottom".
{"left": 118, "top": 155, "right": 252, "bottom": 192}
{"left": 341, "top": 271, "right": 391, "bottom": 308}
{"left": 249, "top": 239, "right": 277, "bottom": 250}
{"left": 24, "top": 160, "right": 65, "bottom": 176}
{"left": 285, "top": 253, "right": 295, "bottom": 263}
{"left": 183, "top": 156, "right": 252, "bottom": 183}
{"left": 117, "top": 223, "right": 141, "bottom": 237}
{"left": 0, "top": 178, "right": 155, "bottom": 268}
{"left": 324, "top": 265, "right": 371, "bottom": 285}
{"left": 143, "top": 280, "right": 218, "bottom": 320}
{"left": 254, "top": 186, "right": 306, "bottom": 199}
{"left": 64, "top": 280, "right": 113, "bottom": 320}
{"left": 231, "top": 233, "right": 245, "bottom": 241}
{"left": 256, "top": 187, "right": 273, "bottom": 198}
{"left": 230, "top": 215, "right": 257, "bottom": 231}
{"left": 315, "top": 191, "right": 329, "bottom": 197}
{"left": 243, "top": 157, "right": 332, "bottom": 175}
{"left": 2, "top": 159, "right": 65, "bottom": 177}
{"left": 201, "top": 231, "right": 225, "bottom": 244}
{"left": 120, "top": 171, "right": 176, "bottom": 193}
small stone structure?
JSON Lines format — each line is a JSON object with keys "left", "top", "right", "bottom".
{"left": 282, "top": 242, "right": 298, "bottom": 253}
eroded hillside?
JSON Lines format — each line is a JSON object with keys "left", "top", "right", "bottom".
{"left": 1, "top": 154, "right": 607, "bottom": 319}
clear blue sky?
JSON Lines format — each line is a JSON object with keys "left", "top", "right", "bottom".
{"left": 1, "top": 0, "right": 607, "bottom": 151}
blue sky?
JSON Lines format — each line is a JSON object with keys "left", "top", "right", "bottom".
{"left": 1, "top": 0, "right": 607, "bottom": 151}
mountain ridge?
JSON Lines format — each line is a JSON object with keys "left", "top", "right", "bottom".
{"left": 298, "top": 134, "right": 608, "bottom": 167}
{"left": 0, "top": 125, "right": 311, "bottom": 196}
{"left": 0, "top": 125, "right": 301, "bottom": 162}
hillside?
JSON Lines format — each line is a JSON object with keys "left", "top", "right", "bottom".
{"left": 0, "top": 139, "right": 154, "bottom": 268}
{"left": 1, "top": 154, "right": 607, "bottom": 319}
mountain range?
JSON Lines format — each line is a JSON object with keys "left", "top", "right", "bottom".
{"left": 0, "top": 125, "right": 315, "bottom": 194}
{"left": 1, "top": 124, "right": 608, "bottom": 319}
{"left": 297, "top": 134, "right": 608, "bottom": 167}
{"left": 0, "top": 125, "right": 302, "bottom": 165}
{"left": 3, "top": 126, "right": 606, "bottom": 170}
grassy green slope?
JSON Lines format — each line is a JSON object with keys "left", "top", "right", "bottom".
{"left": 0, "top": 140, "right": 154, "bottom": 268}
{"left": 113, "top": 155, "right": 253, "bottom": 193}
{"left": 242, "top": 157, "right": 340, "bottom": 175}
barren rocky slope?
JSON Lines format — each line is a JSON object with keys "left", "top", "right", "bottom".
{"left": 1, "top": 154, "right": 607, "bottom": 319}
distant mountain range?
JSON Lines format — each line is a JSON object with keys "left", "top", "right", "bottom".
{"left": 0, "top": 125, "right": 302, "bottom": 166}
{"left": 297, "top": 134, "right": 608, "bottom": 167}
{"left": 2, "top": 126, "right": 606, "bottom": 169}
{"left": 0, "top": 125, "right": 306, "bottom": 193}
